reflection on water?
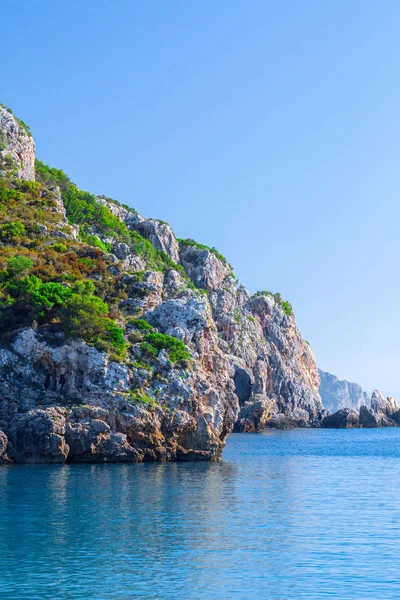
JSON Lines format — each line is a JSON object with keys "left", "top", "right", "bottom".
{"left": 1, "top": 428, "right": 400, "bottom": 599}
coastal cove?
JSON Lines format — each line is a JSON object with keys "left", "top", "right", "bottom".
{"left": 1, "top": 429, "right": 400, "bottom": 600}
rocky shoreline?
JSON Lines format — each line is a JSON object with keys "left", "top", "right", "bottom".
{"left": 322, "top": 390, "right": 400, "bottom": 429}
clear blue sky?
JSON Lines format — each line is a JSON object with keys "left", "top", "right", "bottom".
{"left": 3, "top": 0, "right": 400, "bottom": 397}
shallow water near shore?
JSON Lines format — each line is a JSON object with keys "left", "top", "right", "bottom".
{"left": 1, "top": 428, "right": 400, "bottom": 599}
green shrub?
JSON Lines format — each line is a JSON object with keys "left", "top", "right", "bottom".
{"left": 0, "top": 221, "right": 25, "bottom": 240}
{"left": 130, "top": 318, "right": 153, "bottom": 332}
{"left": 6, "top": 255, "right": 33, "bottom": 276}
{"left": 62, "top": 293, "right": 107, "bottom": 334}
{"left": 6, "top": 275, "right": 72, "bottom": 309}
{"left": 128, "top": 390, "right": 156, "bottom": 407}
{"left": 52, "top": 243, "right": 68, "bottom": 253}
{"left": 16, "top": 180, "right": 42, "bottom": 196}
{"left": 105, "top": 323, "right": 126, "bottom": 355}
{"left": 80, "top": 231, "right": 111, "bottom": 253}
{"left": 62, "top": 293, "right": 126, "bottom": 357}
{"left": 0, "top": 169, "right": 126, "bottom": 357}
{"left": 140, "top": 341, "right": 158, "bottom": 358}
{"left": 281, "top": 301, "right": 293, "bottom": 316}
{"left": 0, "top": 129, "right": 6, "bottom": 152}
{"left": 142, "top": 332, "right": 190, "bottom": 364}
{"left": 35, "top": 160, "right": 127, "bottom": 239}
{"left": 0, "top": 154, "right": 18, "bottom": 176}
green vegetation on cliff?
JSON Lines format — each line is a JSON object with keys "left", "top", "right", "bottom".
{"left": 0, "top": 154, "right": 195, "bottom": 363}
{"left": 177, "top": 237, "right": 229, "bottom": 265}
{"left": 253, "top": 290, "right": 293, "bottom": 316}
{"left": 35, "top": 160, "right": 127, "bottom": 239}
{"left": 141, "top": 332, "right": 190, "bottom": 364}
{"left": 35, "top": 159, "right": 191, "bottom": 279}
{"left": 0, "top": 175, "right": 127, "bottom": 357}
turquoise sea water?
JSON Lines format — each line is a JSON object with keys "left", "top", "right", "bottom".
{"left": 1, "top": 428, "right": 400, "bottom": 599}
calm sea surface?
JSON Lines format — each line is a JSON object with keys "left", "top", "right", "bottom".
{"left": 1, "top": 428, "right": 400, "bottom": 599}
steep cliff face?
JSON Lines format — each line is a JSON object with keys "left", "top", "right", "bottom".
{"left": 319, "top": 370, "right": 370, "bottom": 412}
{"left": 93, "top": 200, "right": 323, "bottom": 431}
{"left": 0, "top": 106, "right": 322, "bottom": 463}
{"left": 210, "top": 286, "right": 323, "bottom": 430}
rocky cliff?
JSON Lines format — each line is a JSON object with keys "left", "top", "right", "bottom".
{"left": 0, "top": 105, "right": 35, "bottom": 181}
{"left": 0, "top": 105, "right": 323, "bottom": 464}
{"left": 318, "top": 369, "right": 370, "bottom": 412}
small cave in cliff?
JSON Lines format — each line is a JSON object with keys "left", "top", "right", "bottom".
{"left": 233, "top": 365, "right": 252, "bottom": 404}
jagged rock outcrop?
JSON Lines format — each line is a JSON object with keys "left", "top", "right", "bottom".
{"left": 0, "top": 106, "right": 326, "bottom": 463}
{"left": 96, "top": 196, "right": 180, "bottom": 263}
{"left": 0, "top": 429, "right": 10, "bottom": 464}
{"left": 212, "top": 288, "right": 324, "bottom": 430}
{"left": 323, "top": 390, "right": 400, "bottom": 429}
{"left": 359, "top": 390, "right": 399, "bottom": 428}
{"left": 7, "top": 407, "right": 70, "bottom": 464}
{"left": 370, "top": 390, "right": 398, "bottom": 416}
{"left": 319, "top": 369, "right": 370, "bottom": 412}
{"left": 180, "top": 244, "right": 232, "bottom": 292}
{"left": 0, "top": 106, "right": 35, "bottom": 181}
{"left": 322, "top": 407, "right": 359, "bottom": 428}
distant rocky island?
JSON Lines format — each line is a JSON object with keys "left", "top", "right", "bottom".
{"left": 0, "top": 105, "right": 397, "bottom": 465}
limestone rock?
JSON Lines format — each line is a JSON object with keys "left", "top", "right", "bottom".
{"left": 322, "top": 408, "right": 360, "bottom": 428}
{"left": 180, "top": 244, "right": 232, "bottom": 293}
{"left": 370, "top": 390, "right": 398, "bottom": 417}
{"left": 359, "top": 405, "right": 380, "bottom": 428}
{"left": 135, "top": 219, "right": 180, "bottom": 264}
{"left": 0, "top": 106, "right": 35, "bottom": 181}
{"left": 324, "top": 390, "right": 400, "bottom": 429}
{"left": 234, "top": 396, "right": 276, "bottom": 432}
{"left": 359, "top": 390, "right": 399, "bottom": 427}
{"left": 0, "top": 429, "right": 10, "bottom": 464}
{"left": 210, "top": 288, "right": 323, "bottom": 429}
{"left": 96, "top": 196, "right": 180, "bottom": 263}
{"left": 65, "top": 409, "right": 139, "bottom": 463}
{"left": 8, "top": 408, "right": 69, "bottom": 463}
{"left": 146, "top": 297, "right": 208, "bottom": 343}
{"left": 0, "top": 326, "right": 237, "bottom": 462}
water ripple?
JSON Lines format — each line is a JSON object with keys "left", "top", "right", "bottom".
{"left": 1, "top": 428, "right": 400, "bottom": 599}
